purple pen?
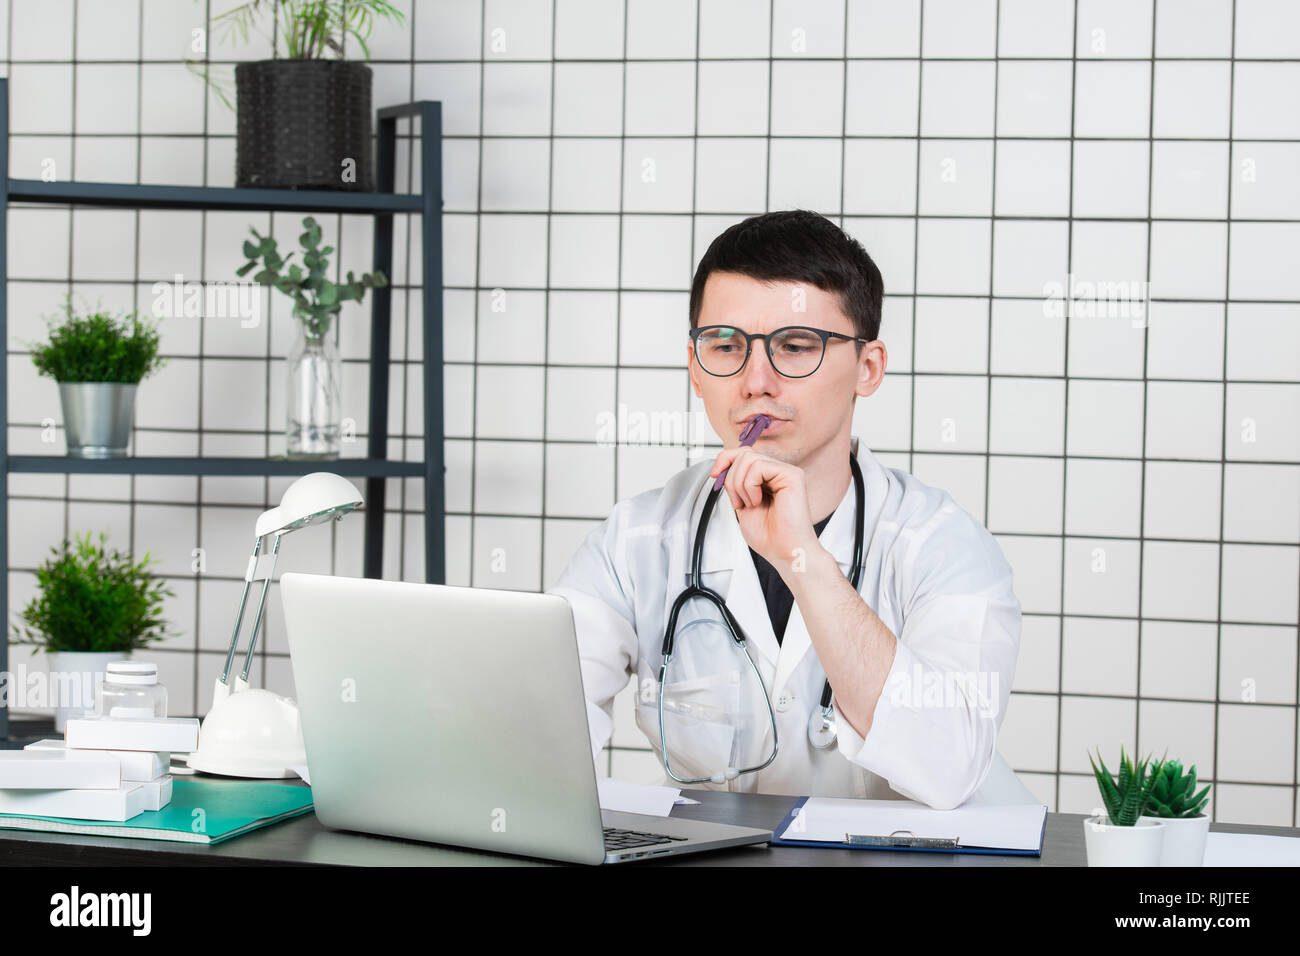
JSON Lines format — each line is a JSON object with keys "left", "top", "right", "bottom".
{"left": 714, "top": 413, "right": 771, "bottom": 490}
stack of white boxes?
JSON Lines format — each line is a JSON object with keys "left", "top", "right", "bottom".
{"left": 0, "top": 717, "right": 200, "bottom": 822}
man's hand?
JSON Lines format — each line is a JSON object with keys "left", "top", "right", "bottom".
{"left": 708, "top": 446, "right": 822, "bottom": 572}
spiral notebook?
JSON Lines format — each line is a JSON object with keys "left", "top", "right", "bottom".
{"left": 0, "top": 778, "right": 314, "bottom": 846}
{"left": 771, "top": 796, "right": 1048, "bottom": 856}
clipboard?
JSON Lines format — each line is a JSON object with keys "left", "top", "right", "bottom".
{"left": 769, "top": 796, "right": 1047, "bottom": 856}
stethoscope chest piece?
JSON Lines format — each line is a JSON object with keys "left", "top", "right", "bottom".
{"left": 807, "top": 702, "right": 838, "bottom": 750}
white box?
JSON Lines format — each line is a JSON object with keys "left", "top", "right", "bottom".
{"left": 0, "top": 784, "right": 146, "bottom": 822}
{"left": 64, "top": 716, "right": 200, "bottom": 753}
{"left": 24, "top": 739, "right": 169, "bottom": 781}
{"left": 0, "top": 751, "right": 120, "bottom": 789}
{"left": 136, "top": 774, "right": 173, "bottom": 812}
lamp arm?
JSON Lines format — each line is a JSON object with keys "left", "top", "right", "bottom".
{"left": 239, "top": 533, "right": 282, "bottom": 684}
{"left": 220, "top": 534, "right": 264, "bottom": 687}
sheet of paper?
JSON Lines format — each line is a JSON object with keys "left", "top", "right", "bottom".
{"left": 596, "top": 777, "right": 682, "bottom": 817}
{"left": 289, "top": 764, "right": 312, "bottom": 786}
{"left": 675, "top": 796, "right": 701, "bottom": 805}
{"left": 1203, "top": 831, "right": 1300, "bottom": 866}
{"left": 778, "top": 796, "right": 1047, "bottom": 852}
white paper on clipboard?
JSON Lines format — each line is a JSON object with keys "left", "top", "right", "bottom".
{"left": 780, "top": 797, "right": 1048, "bottom": 852}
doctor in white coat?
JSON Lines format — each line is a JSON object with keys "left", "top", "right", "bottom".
{"left": 548, "top": 210, "right": 1036, "bottom": 810}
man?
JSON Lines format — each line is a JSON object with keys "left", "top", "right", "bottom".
{"left": 548, "top": 209, "right": 1033, "bottom": 809}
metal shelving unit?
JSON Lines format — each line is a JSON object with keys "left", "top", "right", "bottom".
{"left": 0, "top": 81, "right": 446, "bottom": 738}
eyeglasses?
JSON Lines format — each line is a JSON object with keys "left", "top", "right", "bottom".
{"left": 688, "top": 325, "right": 870, "bottom": 379}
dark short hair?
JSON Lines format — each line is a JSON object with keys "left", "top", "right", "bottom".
{"left": 688, "top": 209, "right": 885, "bottom": 348}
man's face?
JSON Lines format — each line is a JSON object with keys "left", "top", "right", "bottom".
{"left": 688, "top": 271, "right": 884, "bottom": 466}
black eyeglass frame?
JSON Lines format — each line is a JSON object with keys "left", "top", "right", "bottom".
{"left": 688, "top": 324, "right": 872, "bottom": 379}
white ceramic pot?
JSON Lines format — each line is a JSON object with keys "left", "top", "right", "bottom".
{"left": 1083, "top": 815, "right": 1165, "bottom": 866}
{"left": 45, "top": 651, "right": 129, "bottom": 733}
{"left": 1140, "top": 813, "right": 1209, "bottom": 866}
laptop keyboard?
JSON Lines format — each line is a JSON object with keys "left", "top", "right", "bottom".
{"left": 602, "top": 826, "right": 689, "bottom": 851}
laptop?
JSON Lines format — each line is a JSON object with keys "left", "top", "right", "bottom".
{"left": 278, "top": 572, "right": 773, "bottom": 864}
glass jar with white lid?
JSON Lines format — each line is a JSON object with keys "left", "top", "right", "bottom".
{"left": 94, "top": 661, "right": 168, "bottom": 719}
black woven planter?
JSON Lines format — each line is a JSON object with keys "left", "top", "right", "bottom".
{"left": 235, "top": 59, "right": 374, "bottom": 191}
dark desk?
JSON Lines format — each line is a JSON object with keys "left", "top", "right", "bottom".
{"left": 1, "top": 717, "right": 1293, "bottom": 866}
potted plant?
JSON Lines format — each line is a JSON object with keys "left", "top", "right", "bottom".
{"left": 1140, "top": 757, "right": 1212, "bottom": 866}
{"left": 28, "top": 299, "right": 165, "bottom": 458}
{"left": 12, "top": 532, "right": 173, "bottom": 732}
{"left": 199, "top": 0, "right": 405, "bottom": 190}
{"left": 1083, "top": 745, "right": 1166, "bottom": 866}
{"left": 237, "top": 215, "right": 387, "bottom": 458}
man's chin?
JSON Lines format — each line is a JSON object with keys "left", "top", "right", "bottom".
{"left": 761, "top": 440, "right": 805, "bottom": 468}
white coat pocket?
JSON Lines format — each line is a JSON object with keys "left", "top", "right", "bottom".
{"left": 647, "top": 669, "right": 743, "bottom": 782}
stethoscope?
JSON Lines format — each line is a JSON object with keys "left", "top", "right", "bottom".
{"left": 657, "top": 451, "right": 866, "bottom": 783}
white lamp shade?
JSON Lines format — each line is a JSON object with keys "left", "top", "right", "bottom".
{"left": 255, "top": 472, "right": 363, "bottom": 537}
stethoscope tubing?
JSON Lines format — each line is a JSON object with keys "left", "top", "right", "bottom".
{"left": 658, "top": 452, "right": 866, "bottom": 782}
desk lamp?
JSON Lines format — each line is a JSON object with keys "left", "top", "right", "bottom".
{"left": 187, "top": 472, "right": 363, "bottom": 778}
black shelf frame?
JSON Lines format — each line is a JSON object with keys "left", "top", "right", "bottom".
{"left": 6, "top": 179, "right": 426, "bottom": 214}
{"left": 0, "top": 83, "right": 447, "bottom": 738}
{"left": 6, "top": 457, "right": 427, "bottom": 478}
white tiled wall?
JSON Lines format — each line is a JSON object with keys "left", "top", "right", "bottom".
{"left": 3, "top": 0, "right": 1297, "bottom": 827}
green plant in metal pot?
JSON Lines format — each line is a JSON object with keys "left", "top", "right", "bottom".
{"left": 29, "top": 299, "right": 164, "bottom": 384}
{"left": 27, "top": 297, "right": 165, "bottom": 458}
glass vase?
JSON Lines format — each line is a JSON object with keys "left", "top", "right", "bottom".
{"left": 286, "top": 322, "right": 341, "bottom": 460}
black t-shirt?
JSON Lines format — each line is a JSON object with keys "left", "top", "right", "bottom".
{"left": 749, "top": 508, "right": 836, "bottom": 645}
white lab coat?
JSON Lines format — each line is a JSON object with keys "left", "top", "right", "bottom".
{"left": 547, "top": 437, "right": 1037, "bottom": 810}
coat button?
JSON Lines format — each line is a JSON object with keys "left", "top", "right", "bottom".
{"left": 774, "top": 690, "right": 795, "bottom": 713}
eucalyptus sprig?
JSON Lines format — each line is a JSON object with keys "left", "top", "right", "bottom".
{"left": 236, "top": 215, "right": 387, "bottom": 338}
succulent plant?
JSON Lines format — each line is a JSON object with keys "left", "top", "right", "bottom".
{"left": 1089, "top": 745, "right": 1164, "bottom": 826}
{"left": 236, "top": 215, "right": 387, "bottom": 339}
{"left": 1145, "top": 758, "right": 1211, "bottom": 818}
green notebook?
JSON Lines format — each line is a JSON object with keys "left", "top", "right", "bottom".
{"left": 0, "top": 778, "right": 314, "bottom": 845}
